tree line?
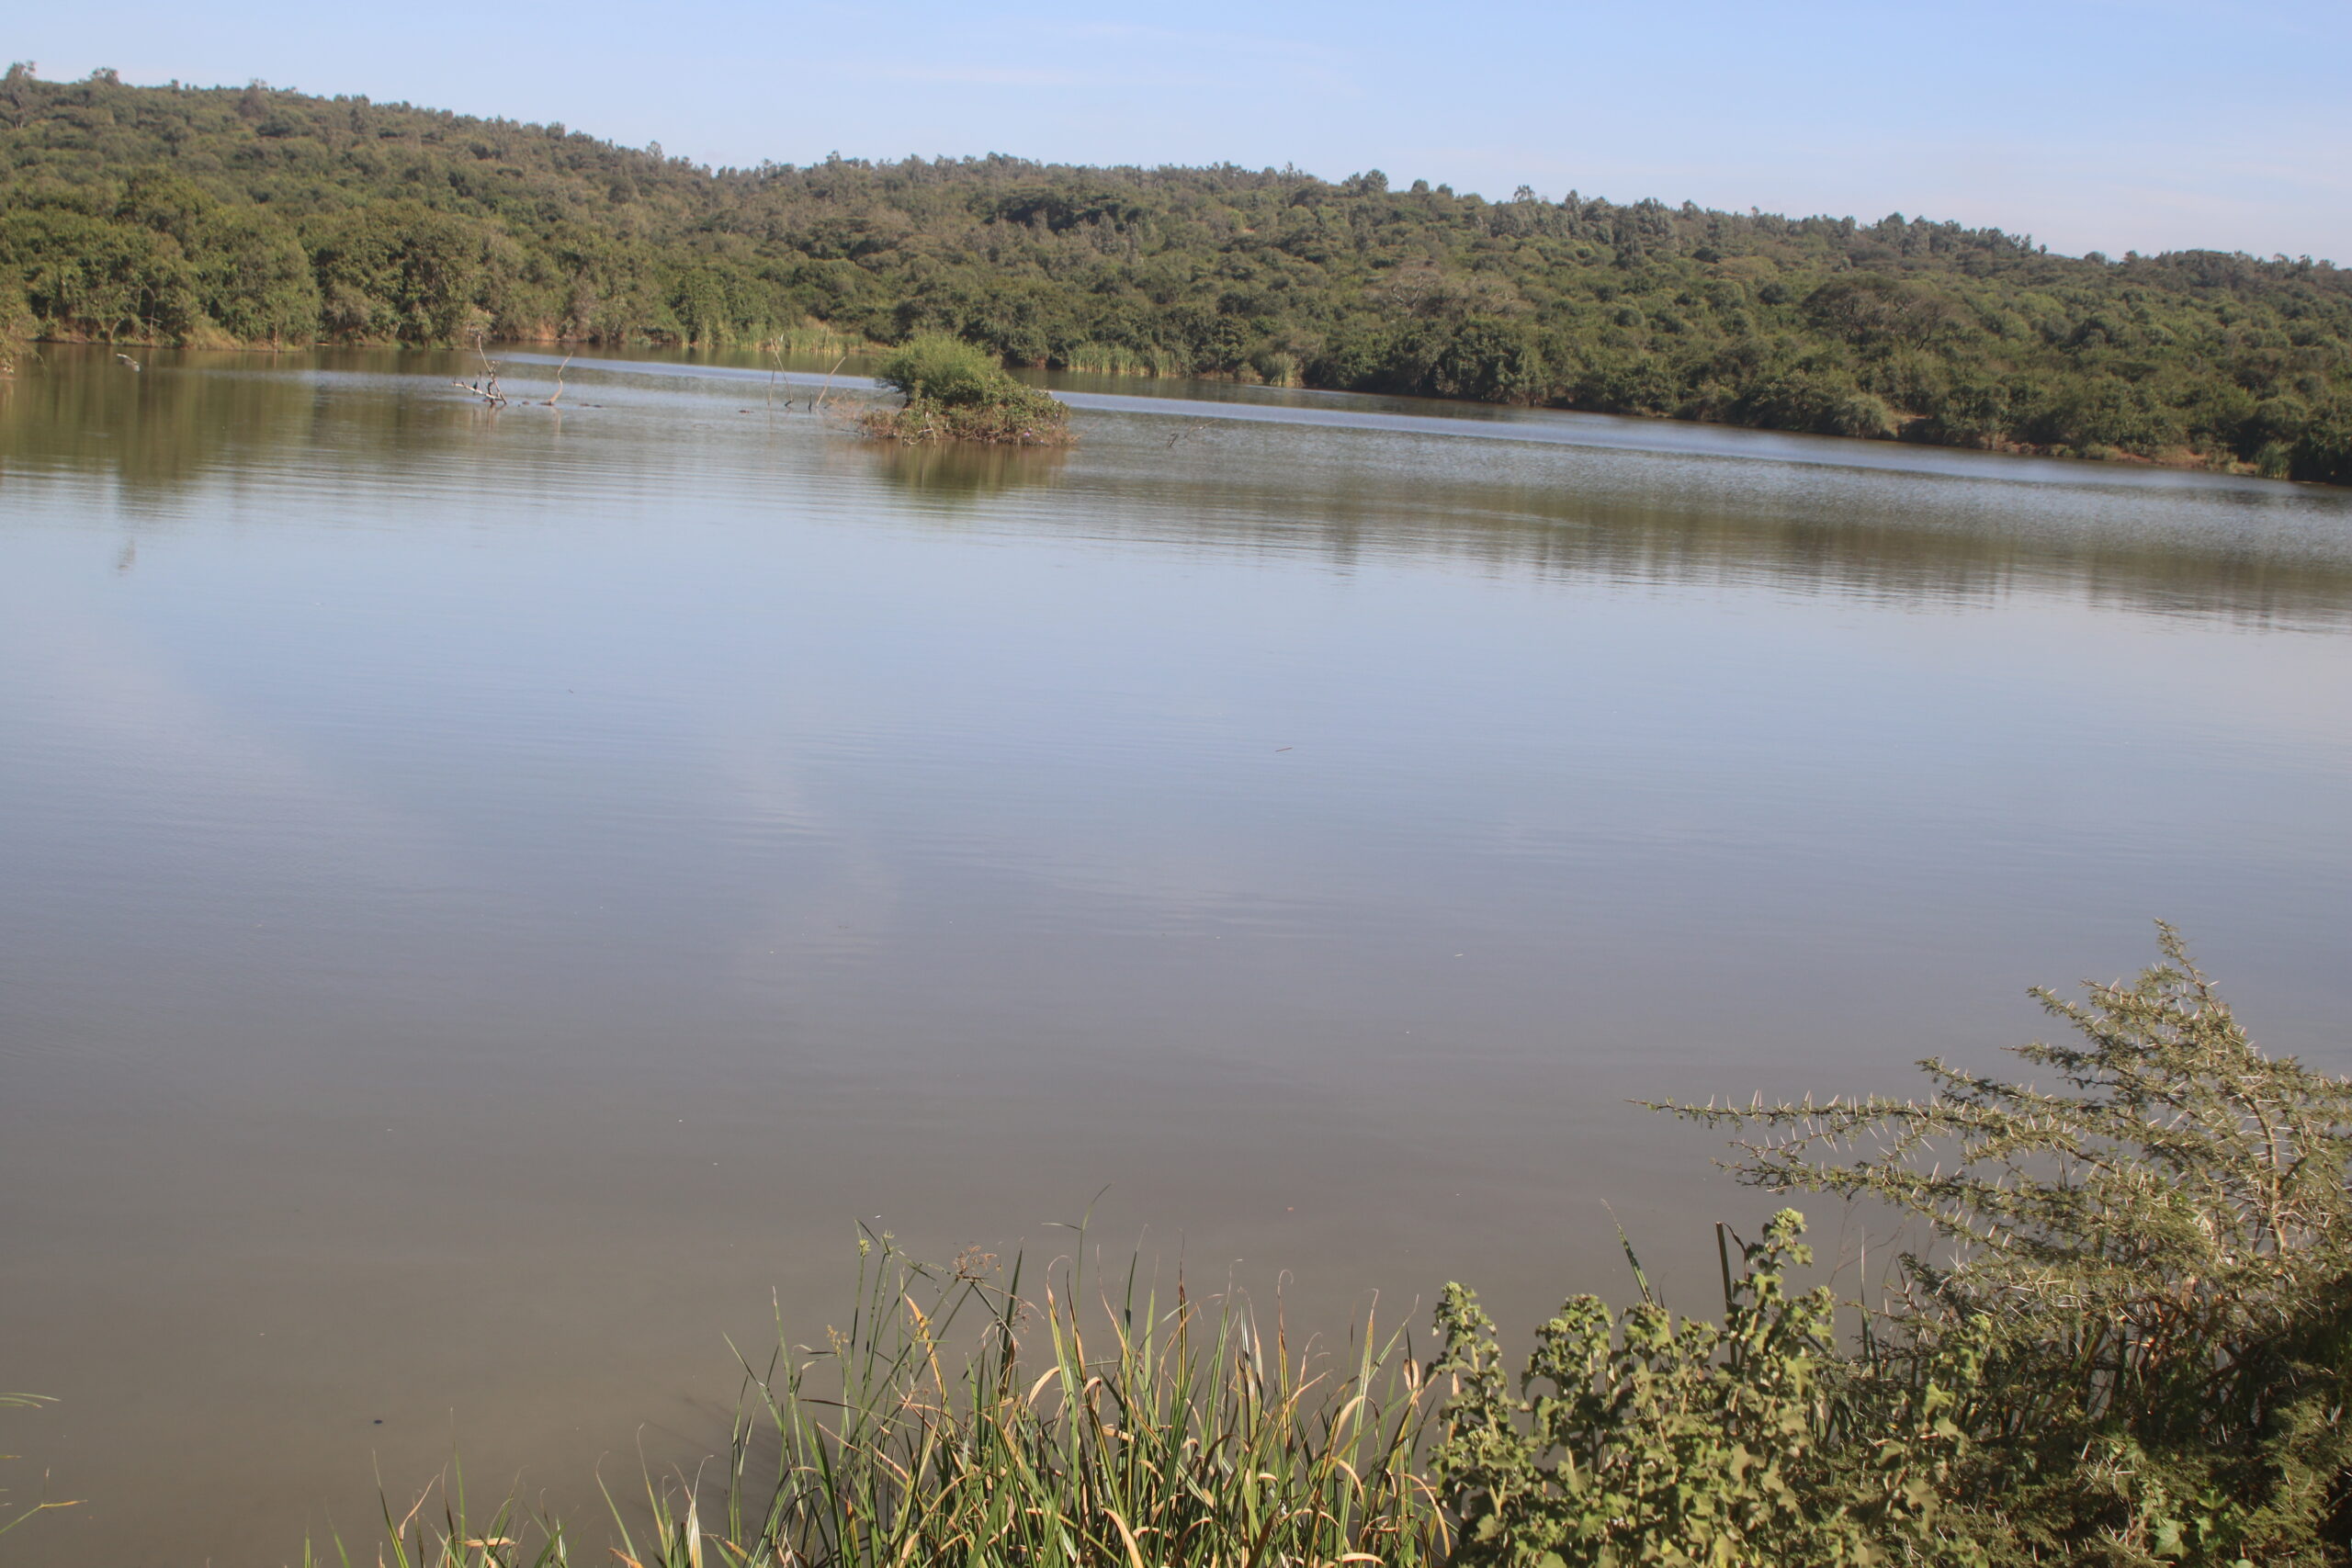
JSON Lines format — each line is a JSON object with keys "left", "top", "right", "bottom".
{"left": 3, "top": 65, "right": 2347, "bottom": 482}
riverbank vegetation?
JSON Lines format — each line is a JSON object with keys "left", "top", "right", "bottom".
{"left": 3, "top": 67, "right": 2349, "bottom": 479}
{"left": 305, "top": 929, "right": 2351, "bottom": 1568}
{"left": 861, "top": 333, "right": 1072, "bottom": 444}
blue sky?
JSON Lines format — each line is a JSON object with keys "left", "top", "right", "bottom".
{"left": 16, "top": 0, "right": 2349, "bottom": 262}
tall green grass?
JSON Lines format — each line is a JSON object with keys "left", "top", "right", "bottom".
{"left": 762, "top": 321, "right": 878, "bottom": 359}
{"left": 357, "top": 1235, "right": 1448, "bottom": 1568}
{"left": 1053, "top": 344, "right": 1186, "bottom": 378}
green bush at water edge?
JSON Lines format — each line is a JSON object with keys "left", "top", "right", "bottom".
{"left": 1440, "top": 924, "right": 2352, "bottom": 1567}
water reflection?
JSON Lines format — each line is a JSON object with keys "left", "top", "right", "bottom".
{"left": 1053, "top": 426, "right": 2352, "bottom": 627}
{"left": 862, "top": 439, "right": 1070, "bottom": 502}
{"left": 8, "top": 345, "right": 2345, "bottom": 628}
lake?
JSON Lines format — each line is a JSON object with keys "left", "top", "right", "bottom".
{"left": 3, "top": 345, "right": 2347, "bottom": 1565}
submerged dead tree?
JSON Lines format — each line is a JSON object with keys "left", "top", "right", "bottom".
{"left": 453, "top": 331, "right": 507, "bottom": 407}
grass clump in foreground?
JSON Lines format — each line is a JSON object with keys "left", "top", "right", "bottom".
{"left": 367, "top": 1236, "right": 1447, "bottom": 1568}
{"left": 334, "top": 927, "right": 2352, "bottom": 1566}
{"left": 859, "top": 335, "right": 1074, "bottom": 446}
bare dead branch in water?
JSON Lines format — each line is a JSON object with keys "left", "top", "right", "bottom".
{"left": 763, "top": 338, "right": 791, "bottom": 413}
{"left": 811, "top": 352, "right": 848, "bottom": 412}
{"left": 454, "top": 330, "right": 507, "bottom": 407}
{"left": 542, "top": 348, "right": 574, "bottom": 407}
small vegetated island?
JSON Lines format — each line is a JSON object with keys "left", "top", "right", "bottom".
{"left": 861, "top": 333, "right": 1070, "bottom": 445}
{"left": 3, "top": 68, "right": 2349, "bottom": 478}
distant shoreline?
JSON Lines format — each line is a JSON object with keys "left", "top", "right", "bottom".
{"left": 16, "top": 334, "right": 2332, "bottom": 486}
{"left": 5, "top": 66, "right": 2346, "bottom": 484}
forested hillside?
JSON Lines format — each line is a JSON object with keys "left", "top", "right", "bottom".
{"left": 5, "top": 65, "right": 2348, "bottom": 480}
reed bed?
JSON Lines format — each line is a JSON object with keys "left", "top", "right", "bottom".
{"left": 359, "top": 1233, "right": 1449, "bottom": 1568}
{"left": 1053, "top": 344, "right": 1187, "bottom": 378}
{"left": 763, "top": 321, "right": 879, "bottom": 359}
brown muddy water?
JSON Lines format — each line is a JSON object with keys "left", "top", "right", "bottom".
{"left": 2, "top": 345, "right": 2348, "bottom": 1564}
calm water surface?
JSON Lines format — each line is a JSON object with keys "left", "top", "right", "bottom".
{"left": 3, "top": 347, "right": 2349, "bottom": 1565}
